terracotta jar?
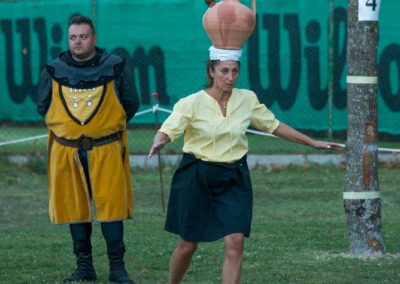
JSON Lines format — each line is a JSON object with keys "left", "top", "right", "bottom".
{"left": 203, "top": 0, "right": 256, "bottom": 50}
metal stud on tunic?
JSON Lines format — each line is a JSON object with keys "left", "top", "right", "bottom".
{"left": 86, "top": 94, "right": 93, "bottom": 107}
{"left": 72, "top": 96, "right": 79, "bottom": 108}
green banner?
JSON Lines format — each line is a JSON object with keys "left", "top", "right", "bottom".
{"left": 0, "top": 0, "right": 399, "bottom": 133}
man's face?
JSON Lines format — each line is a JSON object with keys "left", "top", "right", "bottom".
{"left": 68, "top": 24, "right": 96, "bottom": 61}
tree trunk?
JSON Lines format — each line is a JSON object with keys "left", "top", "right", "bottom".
{"left": 344, "top": 0, "right": 385, "bottom": 256}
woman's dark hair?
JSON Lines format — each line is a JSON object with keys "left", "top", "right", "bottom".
{"left": 204, "top": 59, "right": 240, "bottom": 88}
{"left": 204, "top": 60, "right": 220, "bottom": 88}
{"left": 69, "top": 15, "right": 96, "bottom": 35}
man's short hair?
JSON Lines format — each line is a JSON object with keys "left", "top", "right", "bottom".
{"left": 69, "top": 15, "right": 96, "bottom": 35}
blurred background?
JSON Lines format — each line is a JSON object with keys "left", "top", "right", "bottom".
{"left": 0, "top": 0, "right": 399, "bottom": 156}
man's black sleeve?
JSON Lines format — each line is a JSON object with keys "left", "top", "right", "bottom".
{"left": 36, "top": 68, "right": 52, "bottom": 117}
{"left": 117, "top": 64, "right": 140, "bottom": 122}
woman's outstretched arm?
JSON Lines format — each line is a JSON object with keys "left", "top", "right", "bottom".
{"left": 272, "top": 122, "right": 343, "bottom": 151}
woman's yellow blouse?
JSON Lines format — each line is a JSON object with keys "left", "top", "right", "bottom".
{"left": 159, "top": 88, "right": 280, "bottom": 163}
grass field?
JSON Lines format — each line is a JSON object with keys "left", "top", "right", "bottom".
{"left": 1, "top": 158, "right": 399, "bottom": 283}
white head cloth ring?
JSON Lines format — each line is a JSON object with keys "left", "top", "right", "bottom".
{"left": 209, "top": 45, "right": 243, "bottom": 62}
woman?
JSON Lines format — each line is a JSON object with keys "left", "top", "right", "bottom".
{"left": 148, "top": 57, "right": 342, "bottom": 284}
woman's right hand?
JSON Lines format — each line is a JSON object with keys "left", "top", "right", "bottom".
{"left": 148, "top": 132, "right": 171, "bottom": 159}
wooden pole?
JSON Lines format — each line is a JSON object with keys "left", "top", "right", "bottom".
{"left": 344, "top": 0, "right": 385, "bottom": 256}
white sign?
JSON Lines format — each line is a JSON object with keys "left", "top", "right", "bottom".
{"left": 358, "top": 0, "right": 381, "bottom": 21}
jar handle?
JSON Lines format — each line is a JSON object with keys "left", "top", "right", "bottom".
{"left": 205, "top": 0, "right": 216, "bottom": 7}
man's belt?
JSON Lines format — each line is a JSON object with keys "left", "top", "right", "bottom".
{"left": 54, "top": 132, "right": 121, "bottom": 150}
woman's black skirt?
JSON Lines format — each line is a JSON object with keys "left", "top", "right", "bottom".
{"left": 164, "top": 153, "right": 253, "bottom": 242}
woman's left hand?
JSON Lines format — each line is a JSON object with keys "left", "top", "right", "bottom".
{"left": 312, "top": 141, "right": 344, "bottom": 151}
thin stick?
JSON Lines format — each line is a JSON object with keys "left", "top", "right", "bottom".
{"left": 152, "top": 92, "right": 166, "bottom": 213}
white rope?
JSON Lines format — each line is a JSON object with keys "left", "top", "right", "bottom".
{"left": 1, "top": 106, "right": 400, "bottom": 154}
{"left": 134, "top": 108, "right": 154, "bottom": 116}
{"left": 376, "top": 147, "right": 400, "bottom": 153}
{"left": 157, "top": 106, "right": 172, "bottom": 114}
{"left": 0, "top": 108, "right": 155, "bottom": 147}
{"left": 245, "top": 129, "right": 277, "bottom": 138}
{"left": 0, "top": 134, "right": 48, "bottom": 146}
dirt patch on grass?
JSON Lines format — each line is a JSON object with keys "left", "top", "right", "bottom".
{"left": 314, "top": 251, "right": 400, "bottom": 260}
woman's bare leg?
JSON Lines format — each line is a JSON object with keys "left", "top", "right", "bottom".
{"left": 169, "top": 238, "right": 198, "bottom": 284}
{"left": 222, "top": 233, "right": 244, "bottom": 284}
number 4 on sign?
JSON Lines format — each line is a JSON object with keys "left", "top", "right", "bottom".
{"left": 366, "top": 0, "right": 377, "bottom": 11}
{"left": 358, "top": 0, "right": 381, "bottom": 21}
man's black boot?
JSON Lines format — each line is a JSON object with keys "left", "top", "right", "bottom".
{"left": 107, "top": 241, "right": 134, "bottom": 284}
{"left": 63, "top": 241, "right": 97, "bottom": 282}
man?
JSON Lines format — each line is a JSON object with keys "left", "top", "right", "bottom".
{"left": 37, "top": 15, "right": 140, "bottom": 283}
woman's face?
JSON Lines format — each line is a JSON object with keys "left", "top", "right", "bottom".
{"left": 210, "top": 61, "right": 239, "bottom": 92}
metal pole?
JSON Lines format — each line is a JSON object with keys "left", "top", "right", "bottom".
{"left": 152, "top": 92, "right": 166, "bottom": 213}
{"left": 92, "top": 0, "right": 97, "bottom": 26}
{"left": 327, "top": 0, "right": 334, "bottom": 140}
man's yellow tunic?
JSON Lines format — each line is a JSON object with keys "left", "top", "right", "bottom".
{"left": 43, "top": 53, "right": 135, "bottom": 224}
